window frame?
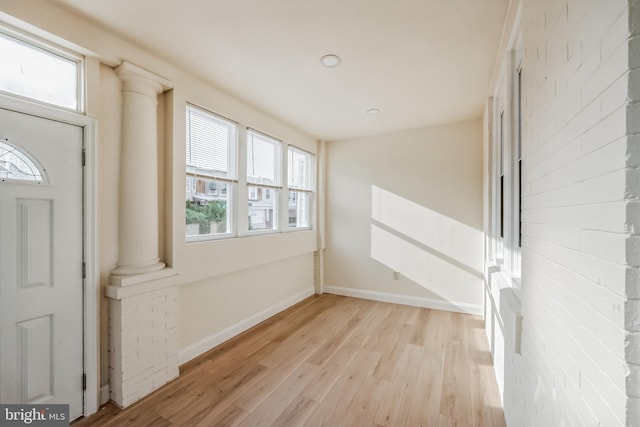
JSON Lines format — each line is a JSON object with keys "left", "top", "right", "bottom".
{"left": 0, "top": 139, "right": 46, "bottom": 183}
{"left": 286, "top": 145, "right": 315, "bottom": 231}
{"left": 245, "top": 129, "right": 283, "bottom": 235}
{"left": 499, "top": 109, "right": 505, "bottom": 242}
{"left": 511, "top": 44, "right": 523, "bottom": 275}
{"left": 492, "top": 89, "right": 507, "bottom": 262}
{"left": 0, "top": 25, "right": 85, "bottom": 113}
{"left": 489, "top": 30, "right": 523, "bottom": 287}
{"left": 185, "top": 103, "right": 239, "bottom": 242}
{"left": 184, "top": 104, "right": 316, "bottom": 242}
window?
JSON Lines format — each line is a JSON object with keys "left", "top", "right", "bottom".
{"left": 185, "top": 105, "right": 315, "bottom": 239}
{"left": 247, "top": 130, "right": 281, "bottom": 232}
{"left": 489, "top": 43, "right": 523, "bottom": 277}
{"left": 486, "top": 25, "right": 523, "bottom": 287}
{"left": 491, "top": 90, "right": 507, "bottom": 261}
{"left": 288, "top": 146, "right": 314, "bottom": 229}
{"left": 185, "top": 105, "right": 237, "bottom": 240}
{"left": 499, "top": 110, "right": 505, "bottom": 240}
{"left": 0, "top": 140, "right": 44, "bottom": 182}
{"left": 0, "top": 30, "right": 82, "bottom": 111}
{"left": 516, "top": 67, "right": 523, "bottom": 248}
{"left": 248, "top": 186, "right": 258, "bottom": 200}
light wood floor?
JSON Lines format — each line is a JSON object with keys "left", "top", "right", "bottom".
{"left": 74, "top": 294, "right": 506, "bottom": 427}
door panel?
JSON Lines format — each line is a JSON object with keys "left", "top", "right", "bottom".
{"left": 17, "top": 314, "right": 53, "bottom": 403}
{"left": 0, "top": 107, "right": 84, "bottom": 419}
{"left": 16, "top": 199, "right": 53, "bottom": 289}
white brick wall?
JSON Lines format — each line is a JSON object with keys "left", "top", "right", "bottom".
{"left": 486, "top": 0, "right": 638, "bottom": 425}
{"left": 627, "top": 0, "right": 640, "bottom": 422}
{"left": 109, "top": 284, "right": 179, "bottom": 408}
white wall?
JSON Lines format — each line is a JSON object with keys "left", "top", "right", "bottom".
{"left": 178, "top": 253, "right": 314, "bottom": 363}
{"left": 96, "top": 63, "right": 122, "bottom": 389}
{"left": 0, "top": 0, "right": 318, "bottom": 394}
{"left": 324, "top": 120, "right": 484, "bottom": 314}
{"left": 485, "top": 0, "right": 639, "bottom": 425}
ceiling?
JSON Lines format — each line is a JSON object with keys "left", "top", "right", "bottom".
{"left": 54, "top": 0, "right": 508, "bottom": 141}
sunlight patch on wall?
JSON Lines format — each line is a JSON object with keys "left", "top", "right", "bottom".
{"left": 371, "top": 185, "right": 482, "bottom": 273}
{"left": 370, "top": 224, "right": 482, "bottom": 302}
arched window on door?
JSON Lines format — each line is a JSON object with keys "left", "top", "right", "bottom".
{"left": 0, "top": 139, "right": 45, "bottom": 182}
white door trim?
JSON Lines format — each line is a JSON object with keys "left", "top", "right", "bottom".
{"left": 0, "top": 94, "right": 99, "bottom": 416}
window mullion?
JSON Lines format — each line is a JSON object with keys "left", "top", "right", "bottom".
{"left": 237, "top": 126, "right": 249, "bottom": 236}
{"left": 279, "top": 144, "right": 290, "bottom": 231}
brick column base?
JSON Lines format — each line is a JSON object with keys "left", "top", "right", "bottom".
{"left": 106, "top": 269, "right": 179, "bottom": 408}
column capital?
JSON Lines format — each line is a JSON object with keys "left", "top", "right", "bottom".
{"left": 116, "top": 61, "right": 173, "bottom": 97}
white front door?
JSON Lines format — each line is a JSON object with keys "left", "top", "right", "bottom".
{"left": 0, "top": 107, "right": 84, "bottom": 419}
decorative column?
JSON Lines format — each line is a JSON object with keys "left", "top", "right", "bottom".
{"left": 112, "top": 62, "right": 169, "bottom": 276}
{"left": 107, "top": 62, "right": 179, "bottom": 408}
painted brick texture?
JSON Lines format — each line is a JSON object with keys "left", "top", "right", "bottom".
{"left": 497, "top": 0, "right": 637, "bottom": 426}
{"left": 627, "top": 0, "right": 640, "bottom": 422}
{"left": 109, "top": 285, "right": 179, "bottom": 408}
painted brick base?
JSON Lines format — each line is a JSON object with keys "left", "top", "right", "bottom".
{"left": 107, "top": 269, "right": 179, "bottom": 408}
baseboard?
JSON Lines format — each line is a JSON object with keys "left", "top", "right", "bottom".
{"left": 178, "top": 287, "right": 315, "bottom": 365}
{"left": 324, "top": 286, "right": 482, "bottom": 315}
{"left": 99, "top": 384, "right": 110, "bottom": 406}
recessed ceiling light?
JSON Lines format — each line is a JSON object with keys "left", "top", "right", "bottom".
{"left": 320, "top": 54, "right": 341, "bottom": 67}
{"left": 366, "top": 108, "right": 380, "bottom": 115}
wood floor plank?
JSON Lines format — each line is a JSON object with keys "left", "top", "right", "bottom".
{"left": 256, "top": 302, "right": 334, "bottom": 369}
{"left": 373, "top": 343, "right": 424, "bottom": 426}
{"left": 300, "top": 361, "right": 347, "bottom": 402}
{"left": 365, "top": 304, "right": 408, "bottom": 353}
{"left": 93, "top": 406, "right": 172, "bottom": 427}
{"left": 233, "top": 335, "right": 322, "bottom": 412}
{"left": 467, "top": 316, "right": 507, "bottom": 427}
{"left": 440, "top": 313, "right": 474, "bottom": 425}
{"left": 270, "top": 395, "right": 318, "bottom": 427}
{"left": 322, "top": 302, "right": 387, "bottom": 368}
{"left": 160, "top": 362, "right": 267, "bottom": 424}
{"left": 236, "top": 362, "right": 319, "bottom": 426}
{"left": 410, "top": 307, "right": 432, "bottom": 346}
{"left": 371, "top": 323, "right": 414, "bottom": 380}
{"left": 183, "top": 295, "right": 321, "bottom": 373}
{"left": 404, "top": 346, "right": 446, "bottom": 427}
{"left": 300, "top": 302, "right": 385, "bottom": 402}
{"left": 177, "top": 365, "right": 267, "bottom": 426}
{"left": 305, "top": 349, "right": 382, "bottom": 426}
{"left": 403, "top": 305, "right": 422, "bottom": 326}
{"left": 306, "top": 299, "right": 373, "bottom": 366}
{"left": 191, "top": 404, "right": 249, "bottom": 427}
{"left": 73, "top": 295, "right": 507, "bottom": 427}
{"left": 426, "top": 309, "right": 453, "bottom": 355}
{"left": 339, "top": 374, "right": 390, "bottom": 426}
{"left": 440, "top": 414, "right": 474, "bottom": 427}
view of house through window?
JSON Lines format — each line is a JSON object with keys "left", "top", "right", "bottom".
{"left": 247, "top": 130, "right": 281, "bottom": 232}
{"left": 185, "top": 105, "right": 315, "bottom": 240}
{"left": 288, "top": 146, "right": 314, "bottom": 228}
{"left": 185, "top": 104, "right": 237, "bottom": 240}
